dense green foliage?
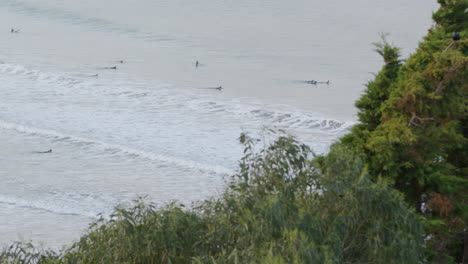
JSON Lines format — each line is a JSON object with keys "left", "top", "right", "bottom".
{"left": 0, "top": 135, "right": 424, "bottom": 263}
{"left": 339, "top": 0, "right": 467, "bottom": 262}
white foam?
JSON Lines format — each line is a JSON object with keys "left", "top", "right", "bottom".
{"left": 0, "top": 193, "right": 106, "bottom": 219}
{"left": 0, "top": 120, "right": 235, "bottom": 175}
{"left": 0, "top": 62, "right": 354, "bottom": 135}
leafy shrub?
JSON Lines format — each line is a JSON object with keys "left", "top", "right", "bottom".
{"left": 1, "top": 135, "right": 424, "bottom": 264}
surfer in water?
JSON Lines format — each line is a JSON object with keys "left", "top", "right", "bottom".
{"left": 106, "top": 66, "right": 117, "bottom": 70}
{"left": 306, "top": 80, "right": 329, "bottom": 85}
{"left": 195, "top": 60, "right": 199, "bottom": 68}
{"left": 36, "top": 149, "right": 52, "bottom": 154}
{"left": 198, "top": 86, "right": 223, "bottom": 91}
{"left": 10, "top": 28, "right": 19, "bottom": 33}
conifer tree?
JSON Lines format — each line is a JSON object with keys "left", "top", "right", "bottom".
{"left": 339, "top": 0, "right": 467, "bottom": 262}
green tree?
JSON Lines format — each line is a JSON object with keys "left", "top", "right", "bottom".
{"left": 338, "top": 0, "right": 468, "bottom": 262}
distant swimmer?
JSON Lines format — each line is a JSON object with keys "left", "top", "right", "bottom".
{"left": 36, "top": 149, "right": 52, "bottom": 154}
{"left": 92, "top": 73, "right": 99, "bottom": 77}
{"left": 10, "top": 28, "right": 19, "bottom": 33}
{"left": 198, "top": 86, "right": 223, "bottom": 91}
{"left": 106, "top": 66, "right": 117, "bottom": 70}
{"left": 117, "top": 60, "right": 124, "bottom": 63}
{"left": 305, "top": 80, "right": 329, "bottom": 85}
{"left": 195, "top": 60, "right": 199, "bottom": 68}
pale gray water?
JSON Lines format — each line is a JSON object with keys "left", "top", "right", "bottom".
{"left": 0, "top": 0, "right": 437, "bottom": 248}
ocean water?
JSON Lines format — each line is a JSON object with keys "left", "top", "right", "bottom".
{"left": 0, "top": 0, "right": 437, "bottom": 248}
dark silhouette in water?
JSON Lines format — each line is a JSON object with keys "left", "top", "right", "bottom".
{"left": 36, "top": 149, "right": 52, "bottom": 154}
{"left": 305, "top": 80, "right": 329, "bottom": 85}
{"left": 117, "top": 60, "right": 124, "bottom": 63}
{"left": 92, "top": 73, "right": 99, "bottom": 77}
{"left": 106, "top": 66, "right": 117, "bottom": 70}
{"left": 195, "top": 61, "right": 199, "bottom": 68}
{"left": 198, "top": 86, "right": 223, "bottom": 91}
{"left": 10, "top": 28, "right": 19, "bottom": 33}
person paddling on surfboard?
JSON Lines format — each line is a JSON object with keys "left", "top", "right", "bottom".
{"left": 36, "top": 149, "right": 52, "bottom": 154}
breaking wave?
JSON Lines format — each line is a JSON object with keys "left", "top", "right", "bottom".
{"left": 0, "top": 120, "right": 235, "bottom": 175}
{"left": 0, "top": 63, "right": 354, "bottom": 134}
